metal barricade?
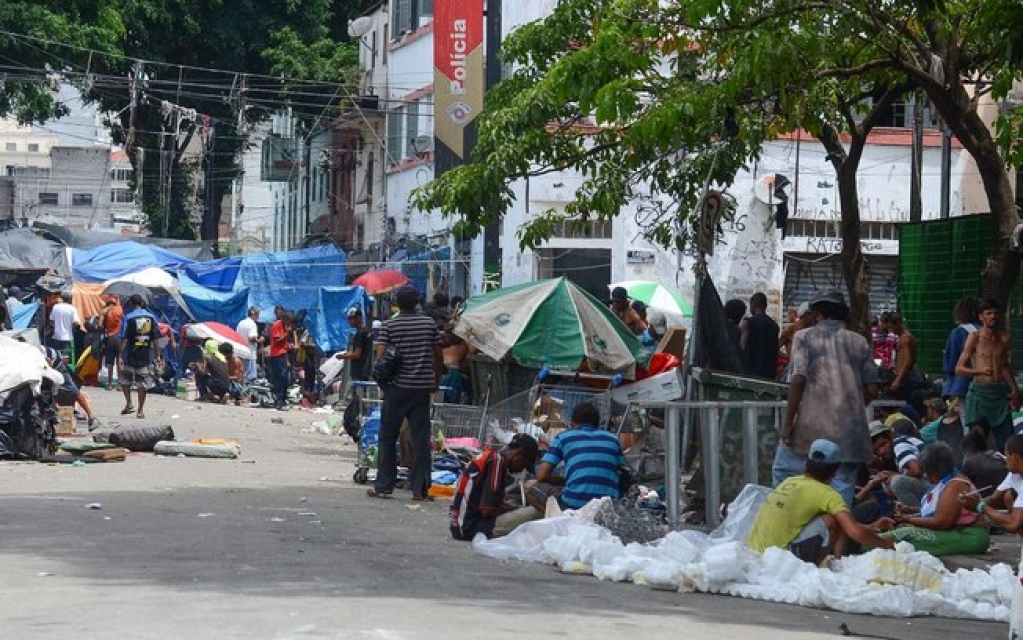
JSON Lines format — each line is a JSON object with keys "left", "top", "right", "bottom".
{"left": 645, "top": 398, "right": 909, "bottom": 529}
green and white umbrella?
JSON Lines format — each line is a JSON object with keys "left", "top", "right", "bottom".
{"left": 610, "top": 280, "right": 693, "bottom": 326}
{"left": 455, "top": 277, "right": 644, "bottom": 373}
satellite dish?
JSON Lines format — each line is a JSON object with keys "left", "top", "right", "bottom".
{"left": 755, "top": 173, "right": 793, "bottom": 206}
{"left": 348, "top": 16, "right": 375, "bottom": 38}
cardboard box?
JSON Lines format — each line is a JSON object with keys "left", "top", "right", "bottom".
{"left": 56, "top": 406, "right": 76, "bottom": 435}
{"left": 611, "top": 369, "right": 684, "bottom": 405}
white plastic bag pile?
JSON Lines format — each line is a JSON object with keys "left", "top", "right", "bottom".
{"left": 0, "top": 335, "right": 63, "bottom": 401}
{"left": 474, "top": 493, "right": 1018, "bottom": 622}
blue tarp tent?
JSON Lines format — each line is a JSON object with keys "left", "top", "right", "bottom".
{"left": 309, "top": 286, "right": 369, "bottom": 352}
{"left": 178, "top": 272, "right": 252, "bottom": 328}
{"left": 72, "top": 242, "right": 196, "bottom": 283}
{"left": 241, "top": 245, "right": 347, "bottom": 322}
{"left": 178, "top": 256, "right": 242, "bottom": 293}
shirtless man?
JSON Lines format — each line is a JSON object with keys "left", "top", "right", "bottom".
{"left": 888, "top": 313, "right": 920, "bottom": 395}
{"left": 956, "top": 299, "right": 1020, "bottom": 451}
{"left": 609, "top": 287, "right": 648, "bottom": 336}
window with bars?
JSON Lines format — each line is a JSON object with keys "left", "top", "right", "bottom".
{"left": 405, "top": 101, "right": 420, "bottom": 157}
{"left": 386, "top": 108, "right": 403, "bottom": 165}
{"left": 391, "top": 0, "right": 433, "bottom": 39}
{"left": 72, "top": 193, "right": 93, "bottom": 207}
{"left": 110, "top": 188, "right": 134, "bottom": 203}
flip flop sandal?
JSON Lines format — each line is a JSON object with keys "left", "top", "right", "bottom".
{"left": 366, "top": 489, "right": 393, "bottom": 499}
{"left": 120, "top": 406, "right": 135, "bottom": 415}
{"left": 410, "top": 495, "right": 435, "bottom": 503}
{"left": 136, "top": 411, "right": 145, "bottom": 419}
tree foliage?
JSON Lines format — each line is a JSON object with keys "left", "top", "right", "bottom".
{"left": 0, "top": 1, "right": 124, "bottom": 122}
{"left": 0, "top": 0, "right": 376, "bottom": 248}
{"left": 414, "top": 0, "right": 1023, "bottom": 310}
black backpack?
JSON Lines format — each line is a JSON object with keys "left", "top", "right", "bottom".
{"left": 372, "top": 345, "right": 401, "bottom": 386}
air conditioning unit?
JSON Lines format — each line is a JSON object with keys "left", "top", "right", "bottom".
{"left": 410, "top": 135, "right": 433, "bottom": 155}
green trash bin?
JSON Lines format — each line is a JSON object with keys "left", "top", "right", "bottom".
{"left": 688, "top": 367, "right": 788, "bottom": 517}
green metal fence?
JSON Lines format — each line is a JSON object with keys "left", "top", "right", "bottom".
{"left": 899, "top": 215, "right": 1023, "bottom": 376}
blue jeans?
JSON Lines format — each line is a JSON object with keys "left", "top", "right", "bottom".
{"left": 268, "top": 355, "right": 290, "bottom": 408}
{"left": 243, "top": 357, "right": 257, "bottom": 383}
{"left": 772, "top": 444, "right": 858, "bottom": 508}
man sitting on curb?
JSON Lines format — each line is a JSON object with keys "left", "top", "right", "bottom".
{"left": 450, "top": 434, "right": 540, "bottom": 540}
{"left": 858, "top": 420, "right": 930, "bottom": 514}
{"left": 748, "top": 439, "right": 895, "bottom": 564}
{"left": 527, "top": 401, "right": 626, "bottom": 512}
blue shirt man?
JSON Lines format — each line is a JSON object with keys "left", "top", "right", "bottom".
{"left": 530, "top": 401, "right": 626, "bottom": 510}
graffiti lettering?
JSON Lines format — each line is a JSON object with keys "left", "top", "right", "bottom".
{"left": 804, "top": 238, "right": 883, "bottom": 253}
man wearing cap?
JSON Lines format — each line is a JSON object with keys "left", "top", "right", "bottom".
{"left": 450, "top": 433, "right": 541, "bottom": 540}
{"left": 236, "top": 306, "right": 262, "bottom": 383}
{"left": 749, "top": 439, "right": 895, "bottom": 563}
{"left": 335, "top": 307, "right": 372, "bottom": 382}
{"left": 609, "top": 286, "right": 647, "bottom": 336}
{"left": 776, "top": 288, "right": 880, "bottom": 507}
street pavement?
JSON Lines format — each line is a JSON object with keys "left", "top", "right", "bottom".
{"left": 0, "top": 389, "right": 1009, "bottom": 639}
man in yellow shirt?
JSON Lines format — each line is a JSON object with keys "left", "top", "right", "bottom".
{"left": 748, "top": 439, "right": 895, "bottom": 564}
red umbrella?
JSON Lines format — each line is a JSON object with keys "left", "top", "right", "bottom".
{"left": 189, "top": 321, "right": 253, "bottom": 359}
{"left": 352, "top": 269, "right": 410, "bottom": 294}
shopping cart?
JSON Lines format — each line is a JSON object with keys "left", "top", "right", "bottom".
{"left": 350, "top": 381, "right": 383, "bottom": 484}
{"left": 431, "top": 402, "right": 487, "bottom": 446}
{"left": 481, "top": 368, "right": 620, "bottom": 444}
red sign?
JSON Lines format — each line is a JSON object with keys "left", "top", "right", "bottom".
{"left": 434, "top": 0, "right": 485, "bottom": 158}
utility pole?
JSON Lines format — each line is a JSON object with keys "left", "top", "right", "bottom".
{"left": 909, "top": 95, "right": 924, "bottom": 223}
{"left": 939, "top": 118, "right": 952, "bottom": 219}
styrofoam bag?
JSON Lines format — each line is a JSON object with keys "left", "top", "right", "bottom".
{"left": 709, "top": 483, "right": 772, "bottom": 543}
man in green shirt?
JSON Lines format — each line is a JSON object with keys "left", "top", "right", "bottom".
{"left": 749, "top": 439, "right": 895, "bottom": 564}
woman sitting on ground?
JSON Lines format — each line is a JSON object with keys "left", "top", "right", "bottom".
{"left": 878, "top": 441, "right": 990, "bottom": 556}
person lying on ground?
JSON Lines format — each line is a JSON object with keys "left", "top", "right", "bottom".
{"left": 42, "top": 346, "right": 100, "bottom": 431}
{"left": 959, "top": 434, "right": 1023, "bottom": 535}
{"left": 449, "top": 434, "right": 540, "bottom": 541}
{"left": 526, "top": 401, "right": 626, "bottom": 513}
{"left": 876, "top": 441, "right": 990, "bottom": 556}
{"left": 748, "top": 439, "right": 895, "bottom": 564}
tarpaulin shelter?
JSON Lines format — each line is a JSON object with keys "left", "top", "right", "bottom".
{"left": 241, "top": 245, "right": 347, "bottom": 321}
{"left": 71, "top": 242, "right": 197, "bottom": 283}
{"left": 178, "top": 256, "right": 242, "bottom": 292}
{"left": 32, "top": 222, "right": 214, "bottom": 261}
{"left": 178, "top": 272, "right": 252, "bottom": 327}
{"left": 0, "top": 228, "right": 70, "bottom": 278}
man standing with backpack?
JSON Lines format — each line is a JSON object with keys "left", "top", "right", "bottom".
{"left": 367, "top": 287, "right": 443, "bottom": 501}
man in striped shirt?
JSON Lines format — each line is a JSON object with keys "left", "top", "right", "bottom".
{"left": 368, "top": 286, "right": 443, "bottom": 501}
{"left": 528, "top": 401, "right": 626, "bottom": 511}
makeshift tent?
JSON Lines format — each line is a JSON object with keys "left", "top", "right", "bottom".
{"left": 308, "top": 286, "right": 369, "bottom": 352}
{"left": 104, "top": 268, "right": 194, "bottom": 327}
{"left": 0, "top": 228, "right": 69, "bottom": 277}
{"left": 178, "top": 256, "right": 242, "bottom": 293}
{"left": 241, "top": 245, "right": 347, "bottom": 321}
{"left": 178, "top": 272, "right": 252, "bottom": 328}
{"left": 32, "top": 222, "right": 214, "bottom": 260}
{"left": 71, "top": 242, "right": 197, "bottom": 283}
{"left": 10, "top": 302, "right": 39, "bottom": 331}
